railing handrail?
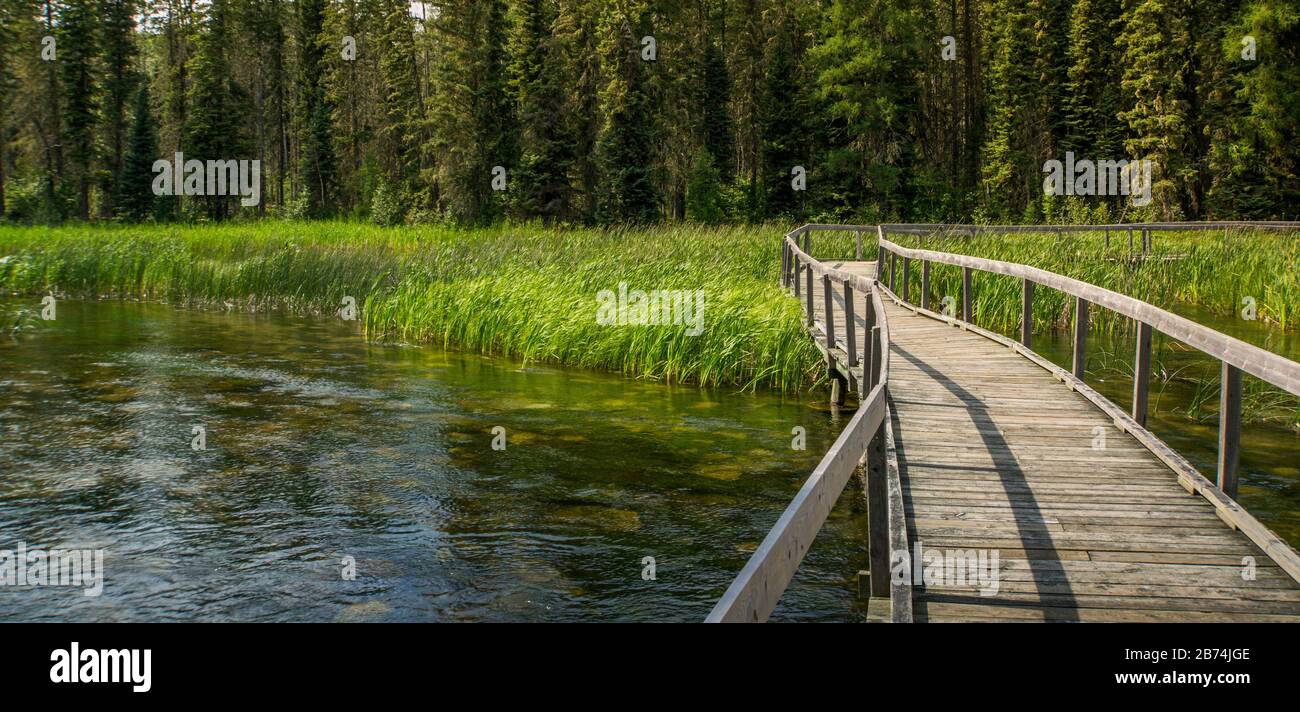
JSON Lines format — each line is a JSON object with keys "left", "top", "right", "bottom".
{"left": 790, "top": 221, "right": 1299, "bottom": 584}
{"left": 801, "top": 221, "right": 1300, "bottom": 234}
{"left": 875, "top": 237, "right": 1300, "bottom": 398}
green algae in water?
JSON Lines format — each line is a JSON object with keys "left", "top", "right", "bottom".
{"left": 0, "top": 298, "right": 862, "bottom": 622}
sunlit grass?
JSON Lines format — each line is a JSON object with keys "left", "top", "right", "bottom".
{"left": 0, "top": 221, "right": 822, "bottom": 392}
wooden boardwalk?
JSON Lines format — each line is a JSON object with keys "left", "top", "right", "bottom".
{"left": 810, "top": 260, "right": 1300, "bottom": 622}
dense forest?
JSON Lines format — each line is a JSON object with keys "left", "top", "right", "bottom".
{"left": 0, "top": 0, "right": 1295, "bottom": 226}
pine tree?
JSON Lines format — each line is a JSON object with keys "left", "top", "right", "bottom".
{"left": 686, "top": 146, "right": 724, "bottom": 223}
{"left": 554, "top": 0, "right": 600, "bottom": 222}
{"left": 184, "top": 0, "right": 250, "bottom": 220}
{"left": 1207, "top": 0, "right": 1299, "bottom": 218}
{"left": 119, "top": 84, "right": 160, "bottom": 221}
{"left": 58, "top": 0, "right": 99, "bottom": 220}
{"left": 700, "top": 40, "right": 735, "bottom": 183}
{"left": 595, "top": 2, "right": 659, "bottom": 224}
{"left": 1064, "top": 0, "right": 1125, "bottom": 159}
{"left": 811, "top": 0, "right": 927, "bottom": 220}
{"left": 759, "top": 13, "right": 804, "bottom": 219}
{"left": 99, "top": 0, "right": 137, "bottom": 217}
{"left": 298, "top": 0, "right": 336, "bottom": 216}
{"left": 511, "top": 0, "right": 575, "bottom": 223}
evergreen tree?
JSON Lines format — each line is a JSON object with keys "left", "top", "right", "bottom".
{"left": 686, "top": 146, "right": 724, "bottom": 223}
{"left": 700, "top": 40, "right": 735, "bottom": 183}
{"left": 595, "top": 2, "right": 659, "bottom": 224}
{"left": 298, "top": 0, "right": 336, "bottom": 216}
{"left": 1207, "top": 0, "right": 1300, "bottom": 218}
{"left": 759, "top": 14, "right": 804, "bottom": 219}
{"left": 99, "top": 0, "right": 137, "bottom": 217}
{"left": 1064, "top": 0, "right": 1125, "bottom": 159}
{"left": 58, "top": 0, "right": 99, "bottom": 220}
{"left": 512, "top": 0, "right": 575, "bottom": 223}
{"left": 184, "top": 0, "right": 250, "bottom": 220}
{"left": 811, "top": 0, "right": 927, "bottom": 220}
{"left": 119, "top": 84, "right": 160, "bottom": 221}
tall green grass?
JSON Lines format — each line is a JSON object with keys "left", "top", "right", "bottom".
{"left": 0, "top": 221, "right": 822, "bottom": 391}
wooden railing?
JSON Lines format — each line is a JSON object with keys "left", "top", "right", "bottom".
{"left": 705, "top": 229, "right": 911, "bottom": 623}
{"left": 863, "top": 222, "right": 1299, "bottom": 582}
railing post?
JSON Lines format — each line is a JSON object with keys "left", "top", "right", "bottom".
{"left": 866, "top": 416, "right": 888, "bottom": 599}
{"left": 855, "top": 231, "right": 863, "bottom": 260}
{"left": 868, "top": 325, "right": 881, "bottom": 391}
{"left": 844, "top": 282, "right": 858, "bottom": 370}
{"left": 877, "top": 247, "right": 885, "bottom": 280}
{"left": 781, "top": 242, "right": 789, "bottom": 288}
{"left": 803, "top": 231, "right": 811, "bottom": 257}
{"left": 1217, "top": 363, "right": 1242, "bottom": 499}
{"left": 805, "top": 264, "right": 814, "bottom": 325}
{"left": 822, "top": 275, "right": 836, "bottom": 372}
{"left": 889, "top": 253, "right": 897, "bottom": 292}
{"left": 920, "top": 260, "right": 930, "bottom": 311}
{"left": 961, "top": 266, "right": 972, "bottom": 323}
{"left": 1133, "top": 322, "right": 1152, "bottom": 426}
{"left": 1072, "top": 296, "right": 1089, "bottom": 381}
{"left": 1104, "top": 229, "right": 1110, "bottom": 252}
{"left": 1021, "top": 279, "right": 1034, "bottom": 348}
{"left": 900, "top": 257, "right": 910, "bottom": 303}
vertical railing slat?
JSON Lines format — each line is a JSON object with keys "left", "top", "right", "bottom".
{"left": 1133, "top": 322, "right": 1152, "bottom": 426}
{"left": 1217, "top": 363, "right": 1243, "bottom": 499}
{"left": 1021, "top": 279, "right": 1034, "bottom": 348}
{"left": 961, "top": 266, "right": 972, "bottom": 323}
{"left": 1072, "top": 296, "right": 1089, "bottom": 381}
{"left": 920, "top": 260, "right": 930, "bottom": 311}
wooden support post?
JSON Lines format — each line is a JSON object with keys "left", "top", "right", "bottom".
{"left": 868, "top": 325, "right": 881, "bottom": 391}
{"left": 920, "top": 260, "right": 930, "bottom": 311}
{"left": 1128, "top": 228, "right": 1134, "bottom": 253}
{"left": 802, "top": 231, "right": 810, "bottom": 256}
{"left": 1104, "top": 229, "right": 1110, "bottom": 252}
{"left": 889, "top": 253, "right": 897, "bottom": 292}
{"left": 1021, "top": 279, "right": 1034, "bottom": 348}
{"left": 1217, "top": 363, "right": 1243, "bottom": 499}
{"left": 855, "top": 231, "right": 863, "bottom": 260}
{"left": 901, "top": 258, "right": 910, "bottom": 304}
{"left": 822, "top": 275, "right": 836, "bottom": 373}
{"left": 866, "top": 419, "right": 888, "bottom": 599}
{"left": 805, "top": 265, "right": 814, "bottom": 325}
{"left": 1133, "top": 321, "right": 1152, "bottom": 427}
{"left": 844, "top": 282, "right": 858, "bottom": 369}
{"left": 962, "top": 266, "right": 972, "bottom": 323}
{"left": 1072, "top": 296, "right": 1089, "bottom": 381}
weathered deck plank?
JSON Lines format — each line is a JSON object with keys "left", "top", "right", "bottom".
{"left": 804, "top": 259, "right": 1300, "bottom": 622}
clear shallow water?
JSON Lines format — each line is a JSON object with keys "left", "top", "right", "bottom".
{"left": 0, "top": 299, "right": 866, "bottom": 622}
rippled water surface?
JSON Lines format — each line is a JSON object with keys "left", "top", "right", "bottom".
{"left": 0, "top": 299, "right": 867, "bottom": 622}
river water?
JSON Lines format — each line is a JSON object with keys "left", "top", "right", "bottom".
{"left": 0, "top": 299, "right": 867, "bottom": 622}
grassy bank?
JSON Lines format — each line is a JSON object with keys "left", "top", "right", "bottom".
{"left": 0, "top": 222, "right": 822, "bottom": 391}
